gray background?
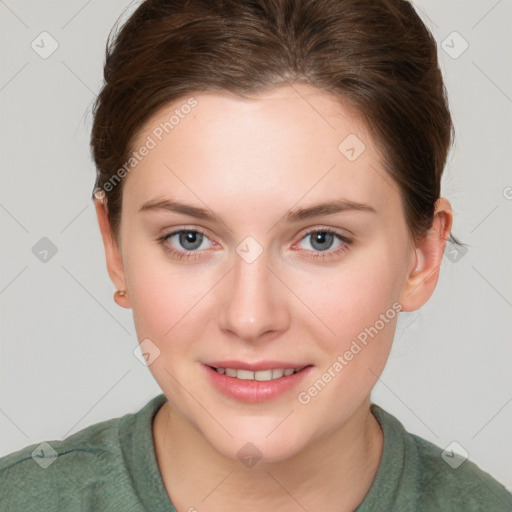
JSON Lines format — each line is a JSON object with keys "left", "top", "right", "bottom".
{"left": 1, "top": 0, "right": 511, "bottom": 490}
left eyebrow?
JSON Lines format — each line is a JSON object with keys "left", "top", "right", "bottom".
{"left": 283, "top": 199, "right": 377, "bottom": 223}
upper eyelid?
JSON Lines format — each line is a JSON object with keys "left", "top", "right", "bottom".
{"left": 298, "top": 226, "right": 350, "bottom": 238}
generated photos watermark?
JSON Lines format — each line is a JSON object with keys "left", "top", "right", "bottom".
{"left": 94, "top": 97, "right": 198, "bottom": 200}
{"left": 297, "top": 301, "right": 402, "bottom": 405}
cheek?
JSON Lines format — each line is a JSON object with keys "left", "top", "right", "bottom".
{"left": 291, "top": 266, "right": 400, "bottom": 420}
{"left": 125, "top": 253, "right": 218, "bottom": 394}
{"left": 297, "top": 248, "right": 401, "bottom": 341}
{"left": 291, "top": 241, "right": 403, "bottom": 393}
{"left": 123, "top": 241, "right": 210, "bottom": 342}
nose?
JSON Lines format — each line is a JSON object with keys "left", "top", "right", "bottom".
{"left": 217, "top": 245, "right": 290, "bottom": 343}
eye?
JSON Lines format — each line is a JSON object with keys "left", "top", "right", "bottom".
{"left": 294, "top": 228, "right": 352, "bottom": 261}
{"left": 157, "top": 228, "right": 216, "bottom": 261}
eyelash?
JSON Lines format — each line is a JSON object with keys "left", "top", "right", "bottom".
{"left": 156, "top": 227, "right": 352, "bottom": 262}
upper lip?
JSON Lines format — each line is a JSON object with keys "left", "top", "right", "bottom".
{"left": 203, "top": 360, "right": 312, "bottom": 371}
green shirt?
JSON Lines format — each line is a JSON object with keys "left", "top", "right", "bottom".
{"left": 1, "top": 394, "right": 511, "bottom": 511}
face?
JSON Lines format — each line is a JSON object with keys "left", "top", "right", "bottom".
{"left": 97, "top": 83, "right": 434, "bottom": 463}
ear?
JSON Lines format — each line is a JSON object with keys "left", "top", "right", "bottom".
{"left": 94, "top": 195, "right": 131, "bottom": 309}
{"left": 399, "top": 197, "right": 453, "bottom": 312}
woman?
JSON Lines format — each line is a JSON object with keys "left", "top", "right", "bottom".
{"left": 1, "top": 0, "right": 511, "bottom": 510}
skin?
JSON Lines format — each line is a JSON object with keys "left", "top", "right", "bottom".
{"left": 95, "top": 83, "right": 452, "bottom": 512}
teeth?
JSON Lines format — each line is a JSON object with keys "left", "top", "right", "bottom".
{"left": 214, "top": 366, "right": 306, "bottom": 381}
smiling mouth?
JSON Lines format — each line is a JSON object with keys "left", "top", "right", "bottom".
{"left": 207, "top": 365, "right": 310, "bottom": 381}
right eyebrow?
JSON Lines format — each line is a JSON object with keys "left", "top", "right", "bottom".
{"left": 139, "top": 198, "right": 219, "bottom": 222}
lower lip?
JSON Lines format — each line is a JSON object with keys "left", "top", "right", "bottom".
{"left": 202, "top": 364, "right": 314, "bottom": 403}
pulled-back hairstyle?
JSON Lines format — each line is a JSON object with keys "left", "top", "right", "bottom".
{"left": 91, "top": 0, "right": 461, "bottom": 246}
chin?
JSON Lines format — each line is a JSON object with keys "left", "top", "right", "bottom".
{"left": 202, "top": 419, "right": 309, "bottom": 465}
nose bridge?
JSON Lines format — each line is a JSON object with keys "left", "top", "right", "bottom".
{"left": 217, "top": 238, "right": 289, "bottom": 340}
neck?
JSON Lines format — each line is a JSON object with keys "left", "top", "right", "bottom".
{"left": 152, "top": 398, "right": 383, "bottom": 512}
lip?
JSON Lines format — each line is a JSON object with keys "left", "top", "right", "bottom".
{"left": 203, "top": 360, "right": 309, "bottom": 371}
{"left": 202, "top": 362, "right": 314, "bottom": 403}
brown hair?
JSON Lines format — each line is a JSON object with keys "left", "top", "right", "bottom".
{"left": 90, "top": 0, "right": 462, "bottom": 247}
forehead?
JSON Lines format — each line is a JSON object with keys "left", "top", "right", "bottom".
{"left": 123, "top": 84, "right": 400, "bottom": 216}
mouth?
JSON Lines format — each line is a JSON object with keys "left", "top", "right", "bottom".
{"left": 202, "top": 362, "right": 314, "bottom": 403}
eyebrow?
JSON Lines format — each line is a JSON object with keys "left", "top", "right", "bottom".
{"left": 138, "top": 197, "right": 376, "bottom": 223}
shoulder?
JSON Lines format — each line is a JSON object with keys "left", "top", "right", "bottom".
{"left": 372, "top": 404, "right": 512, "bottom": 511}
{"left": 411, "top": 433, "right": 512, "bottom": 510}
{"left": 0, "top": 414, "right": 136, "bottom": 511}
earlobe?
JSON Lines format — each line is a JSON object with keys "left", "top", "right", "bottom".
{"left": 94, "top": 197, "right": 131, "bottom": 309}
{"left": 399, "top": 198, "right": 453, "bottom": 312}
